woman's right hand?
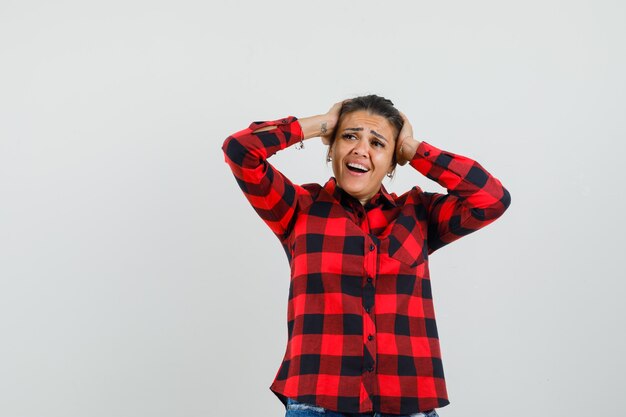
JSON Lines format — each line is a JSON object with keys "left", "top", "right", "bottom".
{"left": 320, "top": 100, "right": 345, "bottom": 145}
{"left": 298, "top": 100, "right": 346, "bottom": 143}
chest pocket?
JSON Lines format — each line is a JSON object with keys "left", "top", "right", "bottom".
{"left": 383, "top": 213, "right": 427, "bottom": 268}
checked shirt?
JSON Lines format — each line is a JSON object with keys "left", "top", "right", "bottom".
{"left": 222, "top": 116, "right": 511, "bottom": 415}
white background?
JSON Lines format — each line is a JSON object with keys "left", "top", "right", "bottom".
{"left": 1, "top": 1, "right": 625, "bottom": 416}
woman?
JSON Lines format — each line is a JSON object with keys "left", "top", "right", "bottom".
{"left": 222, "top": 95, "right": 511, "bottom": 417}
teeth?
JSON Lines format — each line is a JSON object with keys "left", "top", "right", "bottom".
{"left": 347, "top": 163, "right": 369, "bottom": 172}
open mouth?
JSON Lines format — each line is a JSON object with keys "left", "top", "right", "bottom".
{"left": 346, "top": 162, "right": 370, "bottom": 173}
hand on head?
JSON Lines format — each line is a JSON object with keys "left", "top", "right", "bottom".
{"left": 321, "top": 100, "right": 347, "bottom": 145}
{"left": 395, "top": 112, "right": 415, "bottom": 166}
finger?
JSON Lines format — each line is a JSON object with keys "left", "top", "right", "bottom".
{"left": 396, "top": 137, "right": 405, "bottom": 164}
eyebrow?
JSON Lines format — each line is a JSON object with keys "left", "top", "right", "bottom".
{"left": 344, "top": 127, "right": 388, "bottom": 142}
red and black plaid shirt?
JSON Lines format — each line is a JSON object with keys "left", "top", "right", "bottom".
{"left": 222, "top": 116, "right": 511, "bottom": 415}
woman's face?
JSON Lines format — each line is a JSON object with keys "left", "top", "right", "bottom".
{"left": 330, "top": 110, "right": 396, "bottom": 205}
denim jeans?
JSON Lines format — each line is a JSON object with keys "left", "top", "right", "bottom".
{"left": 285, "top": 397, "right": 440, "bottom": 417}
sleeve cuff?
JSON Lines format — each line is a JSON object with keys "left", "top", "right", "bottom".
{"left": 413, "top": 140, "right": 438, "bottom": 160}
{"left": 248, "top": 116, "right": 303, "bottom": 148}
{"left": 409, "top": 140, "right": 449, "bottom": 177}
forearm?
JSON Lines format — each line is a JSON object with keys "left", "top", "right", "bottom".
{"left": 223, "top": 117, "right": 303, "bottom": 170}
{"left": 222, "top": 116, "right": 305, "bottom": 238}
{"left": 410, "top": 141, "right": 511, "bottom": 213}
{"left": 252, "top": 114, "right": 334, "bottom": 142}
{"left": 297, "top": 114, "right": 337, "bottom": 140}
{"left": 409, "top": 141, "right": 511, "bottom": 253}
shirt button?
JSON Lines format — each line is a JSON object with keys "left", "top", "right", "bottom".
{"left": 365, "top": 307, "right": 371, "bottom": 313}
{"left": 367, "top": 277, "right": 372, "bottom": 283}
{"left": 424, "top": 151, "right": 430, "bottom": 156}
{"left": 281, "top": 119, "right": 288, "bottom": 124}
{"left": 369, "top": 244, "right": 375, "bottom": 251}
{"left": 367, "top": 366, "right": 374, "bottom": 372}
{"left": 368, "top": 334, "right": 373, "bottom": 341}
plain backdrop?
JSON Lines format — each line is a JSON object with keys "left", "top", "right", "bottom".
{"left": 1, "top": 1, "right": 625, "bottom": 416}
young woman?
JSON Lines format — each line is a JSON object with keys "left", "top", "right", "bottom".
{"left": 222, "top": 95, "right": 511, "bottom": 417}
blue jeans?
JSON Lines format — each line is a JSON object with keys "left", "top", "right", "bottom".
{"left": 285, "top": 397, "right": 440, "bottom": 417}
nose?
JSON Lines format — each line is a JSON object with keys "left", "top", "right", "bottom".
{"left": 352, "top": 137, "right": 369, "bottom": 156}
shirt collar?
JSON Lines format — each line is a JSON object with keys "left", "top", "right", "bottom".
{"left": 323, "top": 177, "right": 397, "bottom": 210}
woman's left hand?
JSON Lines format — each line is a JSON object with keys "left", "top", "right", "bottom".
{"left": 395, "top": 112, "right": 419, "bottom": 166}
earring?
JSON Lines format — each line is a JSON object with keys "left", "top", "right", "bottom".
{"left": 387, "top": 171, "right": 394, "bottom": 179}
{"left": 327, "top": 156, "right": 332, "bottom": 162}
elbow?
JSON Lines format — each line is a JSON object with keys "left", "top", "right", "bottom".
{"left": 222, "top": 135, "right": 247, "bottom": 166}
{"left": 221, "top": 135, "right": 231, "bottom": 154}
{"left": 491, "top": 186, "right": 512, "bottom": 220}
{"left": 500, "top": 187, "right": 512, "bottom": 212}
{"left": 470, "top": 187, "right": 511, "bottom": 222}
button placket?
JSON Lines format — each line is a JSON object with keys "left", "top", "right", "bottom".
{"left": 363, "top": 236, "right": 377, "bottom": 315}
{"left": 360, "top": 225, "right": 378, "bottom": 410}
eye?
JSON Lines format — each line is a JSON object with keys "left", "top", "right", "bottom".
{"left": 371, "top": 139, "right": 385, "bottom": 148}
{"left": 341, "top": 133, "right": 357, "bottom": 140}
